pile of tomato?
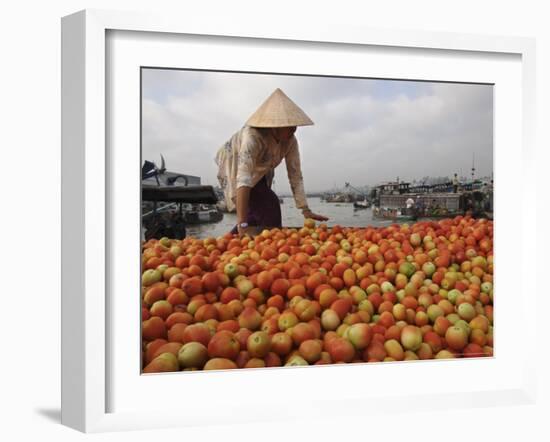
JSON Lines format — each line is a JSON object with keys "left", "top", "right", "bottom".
{"left": 141, "top": 216, "right": 493, "bottom": 373}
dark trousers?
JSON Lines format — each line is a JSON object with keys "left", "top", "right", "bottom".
{"left": 231, "top": 176, "right": 282, "bottom": 233}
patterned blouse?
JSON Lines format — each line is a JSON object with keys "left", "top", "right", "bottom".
{"left": 215, "top": 126, "right": 309, "bottom": 213}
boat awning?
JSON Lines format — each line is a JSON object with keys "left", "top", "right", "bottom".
{"left": 142, "top": 185, "right": 218, "bottom": 204}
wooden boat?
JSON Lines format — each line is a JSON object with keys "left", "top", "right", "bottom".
{"left": 325, "top": 193, "right": 356, "bottom": 203}
{"left": 182, "top": 204, "right": 224, "bottom": 225}
{"left": 142, "top": 182, "right": 221, "bottom": 240}
{"left": 141, "top": 156, "right": 224, "bottom": 240}
{"left": 372, "top": 206, "right": 416, "bottom": 222}
{"left": 353, "top": 201, "right": 371, "bottom": 210}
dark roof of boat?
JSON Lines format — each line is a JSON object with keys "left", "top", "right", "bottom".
{"left": 142, "top": 184, "right": 218, "bottom": 204}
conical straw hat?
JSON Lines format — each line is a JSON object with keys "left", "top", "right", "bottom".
{"left": 245, "top": 88, "right": 314, "bottom": 128}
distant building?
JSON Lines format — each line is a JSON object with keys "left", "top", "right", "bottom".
{"left": 377, "top": 181, "right": 411, "bottom": 195}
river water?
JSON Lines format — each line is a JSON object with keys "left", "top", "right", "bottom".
{"left": 185, "top": 196, "right": 401, "bottom": 239}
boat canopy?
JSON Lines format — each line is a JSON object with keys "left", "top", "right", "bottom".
{"left": 142, "top": 184, "right": 218, "bottom": 204}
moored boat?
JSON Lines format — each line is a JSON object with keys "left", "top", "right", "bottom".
{"left": 183, "top": 204, "right": 224, "bottom": 225}
{"left": 353, "top": 201, "right": 371, "bottom": 209}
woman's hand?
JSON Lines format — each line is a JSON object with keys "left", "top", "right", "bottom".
{"left": 303, "top": 209, "right": 329, "bottom": 222}
{"left": 237, "top": 224, "right": 258, "bottom": 238}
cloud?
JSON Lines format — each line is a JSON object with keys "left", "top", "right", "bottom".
{"left": 142, "top": 70, "right": 493, "bottom": 192}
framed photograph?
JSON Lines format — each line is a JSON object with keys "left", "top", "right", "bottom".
{"left": 61, "top": 9, "right": 537, "bottom": 433}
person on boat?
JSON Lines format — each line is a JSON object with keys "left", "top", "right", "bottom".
{"left": 429, "top": 198, "right": 441, "bottom": 216}
{"left": 405, "top": 197, "right": 415, "bottom": 216}
{"left": 215, "top": 88, "right": 328, "bottom": 236}
{"left": 452, "top": 173, "right": 459, "bottom": 193}
{"left": 414, "top": 195, "right": 424, "bottom": 217}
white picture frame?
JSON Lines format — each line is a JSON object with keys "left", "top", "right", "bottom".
{"left": 61, "top": 9, "right": 537, "bottom": 433}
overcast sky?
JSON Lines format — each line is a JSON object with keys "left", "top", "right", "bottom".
{"left": 142, "top": 69, "right": 493, "bottom": 194}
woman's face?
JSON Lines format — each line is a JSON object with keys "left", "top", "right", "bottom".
{"left": 271, "top": 126, "right": 297, "bottom": 143}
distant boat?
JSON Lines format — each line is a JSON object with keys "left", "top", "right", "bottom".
{"left": 353, "top": 201, "right": 371, "bottom": 210}
{"left": 183, "top": 205, "right": 224, "bottom": 225}
{"left": 325, "top": 193, "right": 356, "bottom": 203}
{"left": 372, "top": 206, "right": 416, "bottom": 222}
